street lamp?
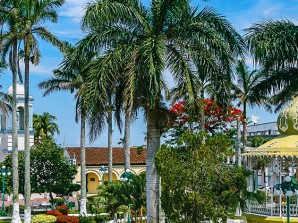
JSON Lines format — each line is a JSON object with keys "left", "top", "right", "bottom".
{"left": 274, "top": 176, "right": 298, "bottom": 223}
{"left": 99, "top": 165, "right": 107, "bottom": 185}
{"left": 120, "top": 169, "right": 133, "bottom": 223}
{"left": 1, "top": 165, "right": 11, "bottom": 216}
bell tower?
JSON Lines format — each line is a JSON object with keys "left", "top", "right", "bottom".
{"left": 0, "top": 84, "right": 34, "bottom": 152}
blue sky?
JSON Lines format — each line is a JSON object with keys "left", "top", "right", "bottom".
{"left": 1, "top": 0, "right": 297, "bottom": 147}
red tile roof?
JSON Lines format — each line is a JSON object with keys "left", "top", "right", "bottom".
{"left": 65, "top": 147, "right": 146, "bottom": 165}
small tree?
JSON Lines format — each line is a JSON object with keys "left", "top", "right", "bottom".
{"left": 155, "top": 131, "right": 248, "bottom": 222}
{"left": 1, "top": 138, "right": 79, "bottom": 200}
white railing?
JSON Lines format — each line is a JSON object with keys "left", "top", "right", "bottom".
{"left": 246, "top": 200, "right": 298, "bottom": 217}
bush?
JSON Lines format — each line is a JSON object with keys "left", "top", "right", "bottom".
{"left": 5, "top": 204, "right": 24, "bottom": 215}
{"left": 94, "top": 215, "right": 110, "bottom": 223}
{"left": 46, "top": 210, "right": 63, "bottom": 217}
{"left": 31, "top": 214, "right": 57, "bottom": 223}
{"left": 79, "top": 216, "right": 96, "bottom": 223}
{"left": 56, "top": 215, "right": 79, "bottom": 223}
{"left": 57, "top": 205, "right": 68, "bottom": 215}
{"left": 50, "top": 198, "right": 65, "bottom": 207}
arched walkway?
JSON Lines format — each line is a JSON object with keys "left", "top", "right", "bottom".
{"left": 86, "top": 171, "right": 100, "bottom": 194}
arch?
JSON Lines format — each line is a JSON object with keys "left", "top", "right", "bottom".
{"left": 86, "top": 170, "right": 100, "bottom": 194}
{"left": 17, "top": 106, "right": 24, "bottom": 130}
{"left": 102, "top": 171, "right": 119, "bottom": 182}
{"left": 137, "top": 169, "right": 146, "bottom": 175}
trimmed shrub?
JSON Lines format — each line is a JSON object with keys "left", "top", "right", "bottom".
{"left": 31, "top": 214, "right": 57, "bottom": 223}
{"left": 49, "top": 198, "right": 65, "bottom": 207}
{"left": 56, "top": 215, "right": 79, "bottom": 223}
{"left": 57, "top": 205, "right": 68, "bottom": 215}
{"left": 46, "top": 210, "right": 63, "bottom": 217}
{"left": 79, "top": 216, "right": 96, "bottom": 223}
{"left": 94, "top": 215, "right": 110, "bottom": 223}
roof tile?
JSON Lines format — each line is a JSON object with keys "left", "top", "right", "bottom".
{"left": 65, "top": 147, "right": 146, "bottom": 165}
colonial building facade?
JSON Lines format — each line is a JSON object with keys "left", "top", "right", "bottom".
{"left": 65, "top": 147, "right": 146, "bottom": 195}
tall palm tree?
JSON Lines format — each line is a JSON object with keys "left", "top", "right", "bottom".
{"left": 0, "top": 0, "right": 23, "bottom": 221}
{"left": 245, "top": 20, "right": 298, "bottom": 111}
{"left": 19, "top": 1, "right": 65, "bottom": 221}
{"left": 79, "top": 1, "right": 243, "bottom": 222}
{"left": 33, "top": 112, "right": 60, "bottom": 142}
{"left": 38, "top": 44, "right": 104, "bottom": 216}
{"left": 232, "top": 60, "right": 270, "bottom": 144}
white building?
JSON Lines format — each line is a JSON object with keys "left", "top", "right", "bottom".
{"left": 0, "top": 84, "right": 34, "bottom": 160}
{"left": 247, "top": 121, "right": 279, "bottom": 138}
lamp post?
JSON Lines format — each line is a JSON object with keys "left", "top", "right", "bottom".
{"left": 1, "top": 165, "right": 11, "bottom": 216}
{"left": 120, "top": 169, "right": 133, "bottom": 223}
{"left": 274, "top": 176, "right": 298, "bottom": 223}
{"left": 99, "top": 165, "right": 107, "bottom": 185}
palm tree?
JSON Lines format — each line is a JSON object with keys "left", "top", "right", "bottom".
{"left": 19, "top": 1, "right": 65, "bottom": 221}
{"left": 33, "top": 112, "right": 60, "bottom": 142}
{"left": 245, "top": 20, "right": 298, "bottom": 111}
{"left": 79, "top": 1, "right": 243, "bottom": 222}
{"left": 38, "top": 44, "right": 102, "bottom": 216}
{"left": 0, "top": 1, "right": 23, "bottom": 221}
{"left": 232, "top": 60, "right": 270, "bottom": 145}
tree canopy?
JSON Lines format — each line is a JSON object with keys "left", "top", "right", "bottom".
{"left": 156, "top": 131, "right": 248, "bottom": 222}
{"left": 1, "top": 138, "right": 79, "bottom": 199}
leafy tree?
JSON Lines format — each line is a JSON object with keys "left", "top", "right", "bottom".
{"left": 169, "top": 99, "right": 243, "bottom": 138}
{"left": 245, "top": 20, "right": 298, "bottom": 111}
{"left": 79, "top": 1, "right": 243, "bottom": 221}
{"left": 33, "top": 112, "right": 60, "bottom": 142}
{"left": 1, "top": 138, "right": 79, "bottom": 200}
{"left": 155, "top": 131, "right": 248, "bottom": 223}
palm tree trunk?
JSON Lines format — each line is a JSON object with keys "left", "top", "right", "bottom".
{"left": 199, "top": 90, "right": 205, "bottom": 131}
{"left": 242, "top": 102, "right": 247, "bottom": 147}
{"left": 11, "top": 37, "right": 21, "bottom": 223}
{"left": 146, "top": 108, "right": 160, "bottom": 223}
{"left": 108, "top": 109, "right": 113, "bottom": 182}
{"left": 124, "top": 111, "right": 131, "bottom": 170}
{"left": 24, "top": 41, "right": 31, "bottom": 223}
{"left": 80, "top": 114, "right": 87, "bottom": 215}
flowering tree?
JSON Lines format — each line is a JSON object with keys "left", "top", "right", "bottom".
{"left": 169, "top": 99, "right": 244, "bottom": 134}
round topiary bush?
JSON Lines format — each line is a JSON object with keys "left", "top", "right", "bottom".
{"left": 31, "top": 214, "right": 57, "bottom": 223}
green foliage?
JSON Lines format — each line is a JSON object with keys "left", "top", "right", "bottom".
{"left": 99, "top": 173, "right": 146, "bottom": 218}
{"left": 252, "top": 156, "right": 271, "bottom": 170}
{"left": 0, "top": 138, "right": 78, "bottom": 197}
{"left": 86, "top": 195, "right": 107, "bottom": 215}
{"left": 33, "top": 112, "right": 60, "bottom": 143}
{"left": 78, "top": 216, "right": 96, "bottom": 223}
{"left": 49, "top": 198, "right": 65, "bottom": 207}
{"left": 31, "top": 214, "right": 57, "bottom": 223}
{"left": 155, "top": 131, "right": 248, "bottom": 222}
{"left": 248, "top": 136, "right": 270, "bottom": 147}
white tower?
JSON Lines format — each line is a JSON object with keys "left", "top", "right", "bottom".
{"left": 0, "top": 84, "right": 34, "bottom": 152}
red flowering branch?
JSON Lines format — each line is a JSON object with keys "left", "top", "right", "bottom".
{"left": 170, "top": 99, "right": 244, "bottom": 134}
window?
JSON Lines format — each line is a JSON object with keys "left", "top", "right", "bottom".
{"left": 90, "top": 178, "right": 95, "bottom": 182}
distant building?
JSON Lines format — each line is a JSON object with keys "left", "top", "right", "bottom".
{"left": 65, "top": 147, "right": 146, "bottom": 195}
{"left": 247, "top": 121, "right": 279, "bottom": 138}
{"left": 0, "top": 84, "right": 34, "bottom": 161}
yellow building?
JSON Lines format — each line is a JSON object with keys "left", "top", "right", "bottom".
{"left": 65, "top": 147, "right": 146, "bottom": 195}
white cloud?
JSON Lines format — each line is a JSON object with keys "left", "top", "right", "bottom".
{"left": 60, "top": 0, "right": 89, "bottom": 19}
